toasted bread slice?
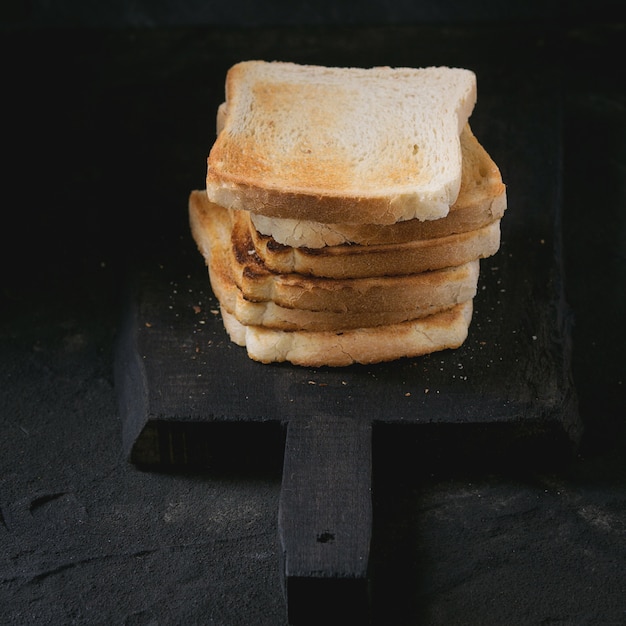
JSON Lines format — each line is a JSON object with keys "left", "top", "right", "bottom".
{"left": 220, "top": 301, "right": 474, "bottom": 367}
{"left": 248, "top": 125, "right": 506, "bottom": 248}
{"left": 189, "top": 190, "right": 479, "bottom": 315}
{"left": 207, "top": 62, "right": 477, "bottom": 224}
{"left": 245, "top": 210, "right": 500, "bottom": 279}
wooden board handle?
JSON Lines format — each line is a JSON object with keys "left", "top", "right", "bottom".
{"left": 278, "top": 416, "right": 372, "bottom": 624}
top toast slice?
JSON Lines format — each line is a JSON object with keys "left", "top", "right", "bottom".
{"left": 206, "top": 61, "right": 477, "bottom": 224}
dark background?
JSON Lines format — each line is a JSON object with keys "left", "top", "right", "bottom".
{"left": 2, "top": 0, "right": 622, "bottom": 28}
{"left": 1, "top": 2, "right": 625, "bottom": 624}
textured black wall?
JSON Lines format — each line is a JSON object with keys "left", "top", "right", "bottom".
{"left": 2, "top": 0, "right": 625, "bottom": 28}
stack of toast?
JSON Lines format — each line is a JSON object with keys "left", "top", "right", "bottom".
{"left": 189, "top": 61, "right": 506, "bottom": 367}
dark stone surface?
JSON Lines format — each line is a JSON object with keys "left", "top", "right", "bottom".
{"left": 1, "top": 21, "right": 625, "bottom": 625}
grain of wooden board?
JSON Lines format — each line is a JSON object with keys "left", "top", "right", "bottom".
{"left": 115, "top": 87, "right": 581, "bottom": 623}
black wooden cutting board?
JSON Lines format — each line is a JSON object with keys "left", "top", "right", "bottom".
{"left": 115, "top": 77, "right": 581, "bottom": 623}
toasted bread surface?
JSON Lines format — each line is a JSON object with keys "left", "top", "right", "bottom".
{"left": 207, "top": 61, "right": 477, "bottom": 224}
{"left": 245, "top": 209, "right": 501, "bottom": 279}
